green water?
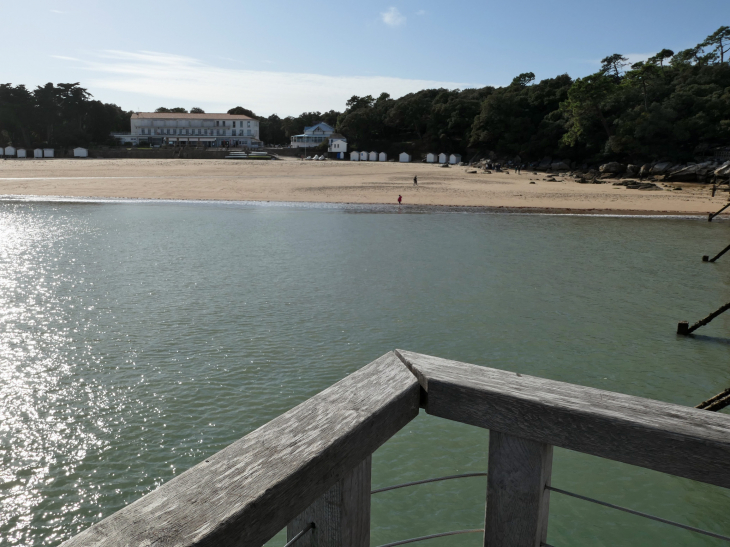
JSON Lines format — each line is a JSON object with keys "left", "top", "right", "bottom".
{"left": 1, "top": 199, "right": 729, "bottom": 546}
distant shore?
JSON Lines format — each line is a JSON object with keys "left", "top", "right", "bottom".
{"left": 0, "top": 158, "right": 725, "bottom": 216}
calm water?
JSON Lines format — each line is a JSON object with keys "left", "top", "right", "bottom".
{"left": 1, "top": 199, "right": 729, "bottom": 547}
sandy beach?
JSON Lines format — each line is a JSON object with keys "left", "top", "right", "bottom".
{"left": 0, "top": 158, "right": 725, "bottom": 215}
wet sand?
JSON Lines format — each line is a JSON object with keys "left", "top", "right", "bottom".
{"left": 0, "top": 158, "right": 725, "bottom": 215}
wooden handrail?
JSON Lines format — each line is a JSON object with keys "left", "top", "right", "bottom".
{"left": 61, "top": 352, "right": 420, "bottom": 547}
{"left": 60, "top": 349, "right": 730, "bottom": 547}
{"left": 396, "top": 349, "right": 730, "bottom": 489}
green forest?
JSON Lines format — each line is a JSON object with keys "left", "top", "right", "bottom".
{"left": 1, "top": 26, "right": 728, "bottom": 164}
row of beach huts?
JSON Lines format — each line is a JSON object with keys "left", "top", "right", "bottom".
{"left": 1, "top": 146, "right": 89, "bottom": 158}
{"left": 349, "top": 151, "right": 462, "bottom": 164}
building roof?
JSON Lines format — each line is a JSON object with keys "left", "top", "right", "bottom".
{"left": 329, "top": 133, "right": 346, "bottom": 140}
{"left": 303, "top": 122, "right": 335, "bottom": 133}
{"left": 132, "top": 112, "right": 254, "bottom": 120}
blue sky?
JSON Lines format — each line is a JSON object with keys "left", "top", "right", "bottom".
{"left": 2, "top": 0, "right": 728, "bottom": 116}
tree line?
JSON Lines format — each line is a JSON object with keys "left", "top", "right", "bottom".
{"left": 1, "top": 26, "right": 728, "bottom": 163}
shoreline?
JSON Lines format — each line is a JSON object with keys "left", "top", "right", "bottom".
{"left": 0, "top": 158, "right": 726, "bottom": 217}
{"left": 0, "top": 193, "right": 717, "bottom": 218}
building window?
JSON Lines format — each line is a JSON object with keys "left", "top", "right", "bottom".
{"left": 216, "top": 121, "right": 219, "bottom": 126}
{"left": 247, "top": 121, "right": 251, "bottom": 127}
{"left": 233, "top": 121, "right": 236, "bottom": 128}
{"left": 247, "top": 130, "right": 252, "bottom": 136}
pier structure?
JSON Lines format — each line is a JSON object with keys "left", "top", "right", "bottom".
{"left": 60, "top": 350, "right": 730, "bottom": 547}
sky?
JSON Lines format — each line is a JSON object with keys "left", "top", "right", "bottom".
{"left": 2, "top": 0, "right": 729, "bottom": 117}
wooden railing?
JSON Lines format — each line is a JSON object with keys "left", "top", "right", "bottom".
{"left": 60, "top": 350, "right": 730, "bottom": 547}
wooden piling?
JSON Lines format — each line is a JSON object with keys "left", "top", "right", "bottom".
{"left": 708, "top": 202, "right": 730, "bottom": 222}
{"left": 703, "top": 243, "right": 730, "bottom": 263}
{"left": 696, "top": 388, "right": 730, "bottom": 412}
{"left": 677, "top": 302, "right": 730, "bottom": 335}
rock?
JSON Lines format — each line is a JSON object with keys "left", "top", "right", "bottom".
{"left": 536, "top": 157, "right": 552, "bottom": 171}
{"left": 639, "top": 163, "right": 652, "bottom": 176}
{"left": 551, "top": 160, "right": 570, "bottom": 170}
{"left": 626, "top": 164, "right": 639, "bottom": 175}
{"left": 529, "top": 181, "right": 536, "bottom": 184}
{"left": 466, "top": 169, "right": 477, "bottom": 174}
{"left": 651, "top": 161, "right": 673, "bottom": 174}
{"left": 599, "top": 162, "right": 625, "bottom": 173}
{"left": 715, "top": 161, "right": 730, "bottom": 177}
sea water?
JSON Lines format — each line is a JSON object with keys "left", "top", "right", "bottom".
{"left": 1, "top": 199, "right": 729, "bottom": 546}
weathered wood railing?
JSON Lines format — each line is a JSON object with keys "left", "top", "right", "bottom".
{"left": 61, "top": 350, "right": 730, "bottom": 547}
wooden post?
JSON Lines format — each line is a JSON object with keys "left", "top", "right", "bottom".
{"left": 484, "top": 432, "right": 553, "bottom": 547}
{"left": 677, "top": 321, "right": 690, "bottom": 335}
{"left": 287, "top": 455, "right": 371, "bottom": 547}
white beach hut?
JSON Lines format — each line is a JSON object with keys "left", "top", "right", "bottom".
{"left": 44, "top": 148, "right": 54, "bottom": 158}
{"left": 5, "top": 146, "right": 16, "bottom": 157}
{"left": 74, "top": 147, "right": 88, "bottom": 158}
{"left": 350, "top": 151, "right": 359, "bottom": 161}
{"left": 426, "top": 153, "right": 437, "bottom": 163}
{"left": 17, "top": 148, "right": 26, "bottom": 158}
{"left": 359, "top": 151, "right": 368, "bottom": 161}
{"left": 34, "top": 148, "right": 43, "bottom": 158}
{"left": 368, "top": 151, "right": 377, "bottom": 162}
{"left": 449, "top": 154, "right": 462, "bottom": 165}
{"left": 379, "top": 152, "right": 387, "bottom": 162}
{"left": 399, "top": 152, "right": 411, "bottom": 163}
{"left": 438, "top": 153, "right": 448, "bottom": 164}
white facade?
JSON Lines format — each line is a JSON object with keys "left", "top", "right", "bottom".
{"left": 438, "top": 153, "right": 448, "bottom": 164}
{"left": 426, "top": 153, "right": 437, "bottom": 163}
{"left": 74, "top": 147, "right": 88, "bottom": 157}
{"left": 449, "top": 154, "right": 462, "bottom": 164}
{"left": 350, "top": 151, "right": 359, "bottom": 161}
{"left": 34, "top": 148, "right": 43, "bottom": 158}
{"left": 5, "top": 146, "right": 16, "bottom": 157}
{"left": 291, "top": 122, "right": 335, "bottom": 149}
{"left": 399, "top": 152, "right": 411, "bottom": 163}
{"left": 43, "top": 148, "right": 54, "bottom": 158}
{"left": 328, "top": 135, "right": 347, "bottom": 154}
{"left": 359, "top": 151, "right": 368, "bottom": 161}
{"left": 118, "top": 112, "right": 261, "bottom": 147}
{"left": 17, "top": 148, "right": 26, "bottom": 158}
{"left": 379, "top": 152, "right": 387, "bottom": 162}
{"left": 368, "top": 151, "right": 377, "bottom": 161}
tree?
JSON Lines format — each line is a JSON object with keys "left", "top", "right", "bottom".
{"left": 511, "top": 72, "right": 535, "bottom": 87}
{"left": 227, "top": 106, "right": 258, "bottom": 118}
{"left": 624, "top": 61, "right": 659, "bottom": 111}
{"left": 600, "top": 54, "right": 629, "bottom": 79}
{"left": 561, "top": 72, "right": 617, "bottom": 144}
{"left": 155, "top": 107, "right": 187, "bottom": 113}
{"left": 190, "top": 107, "right": 205, "bottom": 113}
{"left": 648, "top": 49, "right": 674, "bottom": 74}
{"left": 702, "top": 26, "right": 730, "bottom": 63}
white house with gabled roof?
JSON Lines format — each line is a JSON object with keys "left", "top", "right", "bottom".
{"left": 328, "top": 133, "right": 348, "bottom": 159}
{"left": 291, "top": 122, "right": 337, "bottom": 149}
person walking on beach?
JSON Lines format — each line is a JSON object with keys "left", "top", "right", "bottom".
{"left": 398, "top": 195, "right": 402, "bottom": 205}
{"left": 413, "top": 175, "right": 418, "bottom": 186}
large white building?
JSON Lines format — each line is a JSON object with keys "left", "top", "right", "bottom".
{"left": 112, "top": 112, "right": 262, "bottom": 147}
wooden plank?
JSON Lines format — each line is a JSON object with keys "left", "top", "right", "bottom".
{"left": 62, "top": 352, "right": 419, "bottom": 547}
{"left": 287, "top": 455, "right": 371, "bottom": 547}
{"left": 396, "top": 350, "right": 730, "bottom": 489}
{"left": 484, "top": 432, "right": 552, "bottom": 547}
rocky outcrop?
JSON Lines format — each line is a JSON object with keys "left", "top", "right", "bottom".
{"left": 626, "top": 164, "right": 639, "bottom": 175}
{"left": 715, "top": 161, "right": 730, "bottom": 177}
{"left": 537, "top": 157, "right": 552, "bottom": 171}
{"left": 599, "top": 162, "right": 625, "bottom": 173}
{"left": 613, "top": 180, "right": 662, "bottom": 190}
{"left": 651, "top": 161, "right": 673, "bottom": 174}
{"left": 551, "top": 160, "right": 571, "bottom": 171}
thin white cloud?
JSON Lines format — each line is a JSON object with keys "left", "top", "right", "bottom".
{"left": 56, "top": 50, "right": 474, "bottom": 116}
{"left": 50, "top": 9, "right": 63, "bottom": 13}
{"left": 416, "top": 9, "right": 426, "bottom": 15}
{"left": 381, "top": 7, "right": 406, "bottom": 27}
